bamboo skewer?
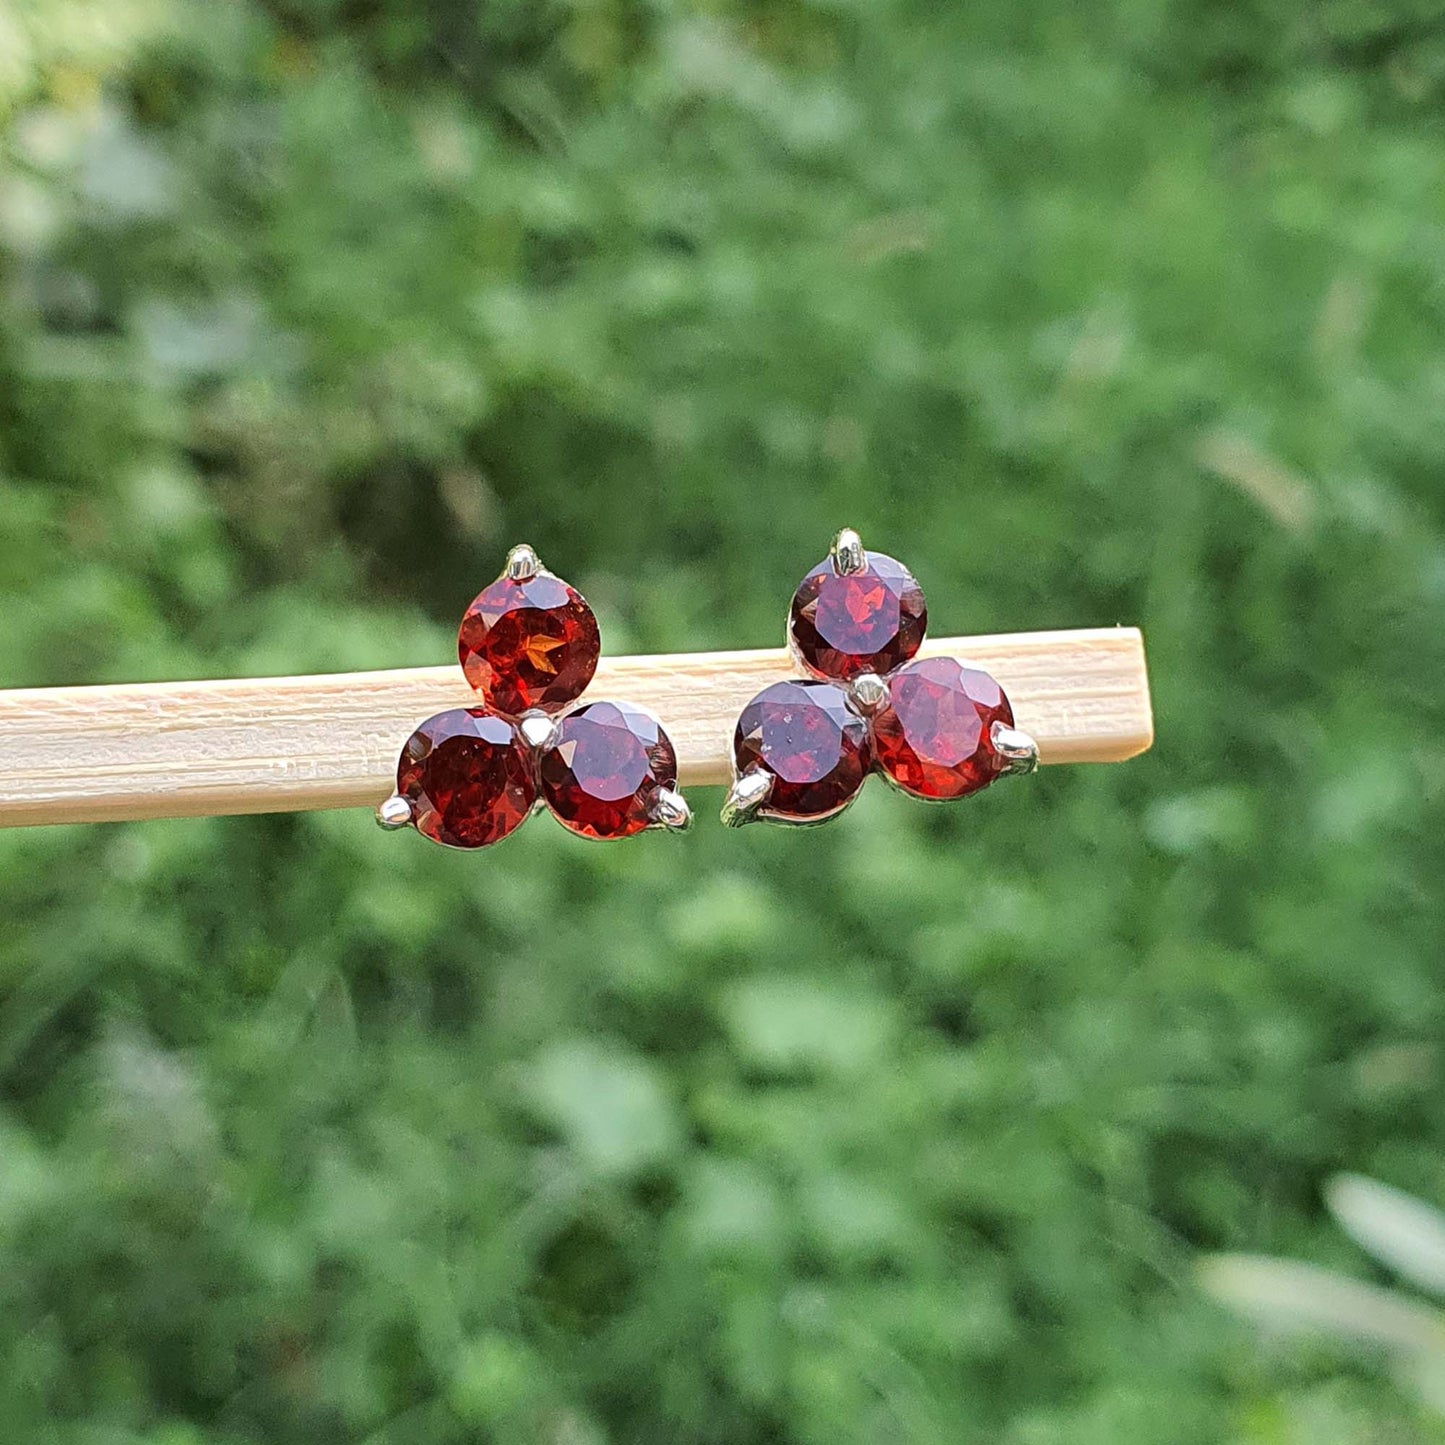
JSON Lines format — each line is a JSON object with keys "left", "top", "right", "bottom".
{"left": 0, "top": 628, "right": 1152, "bottom": 830}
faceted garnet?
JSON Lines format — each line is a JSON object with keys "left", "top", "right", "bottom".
{"left": 396, "top": 708, "right": 536, "bottom": 848}
{"left": 871, "top": 656, "right": 1014, "bottom": 800}
{"left": 733, "top": 679, "right": 870, "bottom": 822}
{"left": 539, "top": 701, "right": 678, "bottom": 840}
{"left": 458, "top": 573, "right": 601, "bottom": 716}
{"left": 788, "top": 550, "right": 927, "bottom": 681}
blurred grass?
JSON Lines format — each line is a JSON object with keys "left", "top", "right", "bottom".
{"left": 2, "top": 1, "right": 1444, "bottom": 1442}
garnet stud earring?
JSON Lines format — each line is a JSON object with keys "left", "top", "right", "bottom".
{"left": 721, "top": 529, "right": 1038, "bottom": 827}
{"left": 377, "top": 545, "right": 690, "bottom": 847}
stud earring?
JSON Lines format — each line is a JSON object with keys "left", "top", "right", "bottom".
{"left": 378, "top": 545, "right": 690, "bottom": 847}
{"left": 721, "top": 529, "right": 1038, "bottom": 827}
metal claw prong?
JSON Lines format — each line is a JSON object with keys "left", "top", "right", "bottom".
{"left": 505, "top": 543, "right": 541, "bottom": 581}
{"left": 376, "top": 794, "right": 413, "bottom": 830}
{"left": 517, "top": 711, "right": 558, "bottom": 752}
{"left": 848, "top": 671, "right": 888, "bottom": 715}
{"left": 652, "top": 788, "right": 692, "bottom": 833}
{"left": 720, "top": 770, "right": 773, "bottom": 828}
{"left": 991, "top": 722, "right": 1039, "bottom": 776}
{"left": 831, "top": 527, "right": 865, "bottom": 575}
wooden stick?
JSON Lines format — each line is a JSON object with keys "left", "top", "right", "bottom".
{"left": 0, "top": 628, "right": 1151, "bottom": 829}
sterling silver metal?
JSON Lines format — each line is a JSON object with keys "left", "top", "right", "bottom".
{"left": 831, "top": 527, "right": 865, "bottom": 575}
{"left": 720, "top": 769, "right": 773, "bottom": 828}
{"left": 652, "top": 788, "right": 692, "bottom": 832}
{"left": 375, "top": 794, "right": 413, "bottom": 830}
{"left": 991, "top": 721, "right": 1039, "bottom": 775}
{"left": 848, "top": 671, "right": 889, "bottom": 715}
{"left": 505, "top": 543, "right": 541, "bottom": 581}
{"left": 517, "top": 710, "right": 559, "bottom": 752}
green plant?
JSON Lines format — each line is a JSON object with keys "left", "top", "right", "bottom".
{"left": 1203, "top": 1175, "right": 1445, "bottom": 1416}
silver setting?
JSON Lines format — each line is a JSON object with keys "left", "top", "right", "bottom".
{"left": 505, "top": 543, "right": 541, "bottom": 581}
{"left": 517, "top": 710, "right": 559, "bottom": 752}
{"left": 720, "top": 769, "right": 773, "bottom": 828}
{"left": 753, "top": 796, "right": 863, "bottom": 828}
{"left": 991, "top": 722, "right": 1039, "bottom": 776}
{"left": 375, "top": 794, "right": 413, "bottom": 830}
{"left": 831, "top": 527, "right": 865, "bottom": 575}
{"left": 651, "top": 787, "right": 692, "bottom": 832}
{"left": 848, "top": 671, "right": 889, "bottom": 716}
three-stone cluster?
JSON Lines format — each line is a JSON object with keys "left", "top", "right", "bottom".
{"left": 722, "top": 530, "right": 1038, "bottom": 827}
{"left": 378, "top": 546, "right": 689, "bottom": 849}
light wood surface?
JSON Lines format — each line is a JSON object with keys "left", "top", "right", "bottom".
{"left": 0, "top": 628, "right": 1152, "bottom": 829}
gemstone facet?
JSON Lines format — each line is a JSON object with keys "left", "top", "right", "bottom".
{"left": 871, "top": 657, "right": 1014, "bottom": 799}
{"left": 732, "top": 679, "right": 870, "bottom": 822}
{"left": 396, "top": 708, "right": 535, "bottom": 848}
{"left": 539, "top": 700, "right": 678, "bottom": 840}
{"left": 788, "top": 550, "right": 927, "bottom": 681}
{"left": 458, "top": 573, "right": 601, "bottom": 716}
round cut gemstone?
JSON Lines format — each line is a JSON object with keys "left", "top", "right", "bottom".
{"left": 733, "top": 679, "right": 870, "bottom": 822}
{"left": 458, "top": 572, "right": 601, "bottom": 716}
{"left": 872, "top": 657, "right": 1014, "bottom": 799}
{"left": 539, "top": 701, "right": 678, "bottom": 840}
{"left": 788, "top": 550, "right": 927, "bottom": 681}
{"left": 396, "top": 708, "right": 535, "bottom": 848}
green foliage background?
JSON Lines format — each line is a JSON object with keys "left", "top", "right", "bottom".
{"left": 2, "top": 2, "right": 1444, "bottom": 1441}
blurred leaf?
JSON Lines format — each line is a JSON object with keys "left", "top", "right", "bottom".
{"left": 522, "top": 1038, "right": 682, "bottom": 1178}
{"left": 1326, "top": 1174, "right": 1445, "bottom": 1301}
{"left": 1198, "top": 1253, "right": 1445, "bottom": 1355}
{"left": 718, "top": 974, "right": 900, "bottom": 1076}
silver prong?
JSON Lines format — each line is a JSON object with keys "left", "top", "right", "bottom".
{"left": 505, "top": 543, "right": 541, "bottom": 581}
{"left": 848, "top": 671, "right": 888, "bottom": 715}
{"left": 720, "top": 770, "right": 773, "bottom": 828}
{"left": 991, "top": 722, "right": 1039, "bottom": 776}
{"left": 375, "top": 794, "right": 413, "bottom": 830}
{"left": 517, "top": 710, "right": 558, "bottom": 752}
{"left": 651, "top": 788, "right": 692, "bottom": 833}
{"left": 831, "top": 527, "right": 865, "bottom": 575}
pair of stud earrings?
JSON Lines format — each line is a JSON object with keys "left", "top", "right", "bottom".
{"left": 376, "top": 530, "right": 1038, "bottom": 849}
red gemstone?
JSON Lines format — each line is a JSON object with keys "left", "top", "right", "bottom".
{"left": 733, "top": 679, "right": 870, "bottom": 822}
{"left": 458, "top": 573, "right": 601, "bottom": 716}
{"left": 788, "top": 551, "right": 926, "bottom": 681}
{"left": 539, "top": 701, "right": 678, "bottom": 840}
{"left": 872, "top": 657, "right": 1014, "bottom": 799}
{"left": 396, "top": 708, "right": 535, "bottom": 848}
